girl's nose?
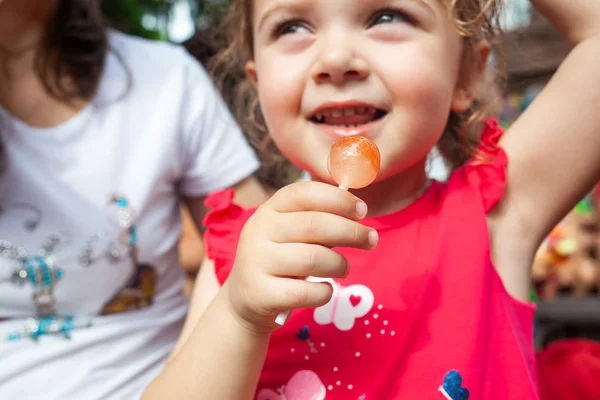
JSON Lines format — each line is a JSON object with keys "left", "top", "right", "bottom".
{"left": 311, "top": 41, "right": 369, "bottom": 85}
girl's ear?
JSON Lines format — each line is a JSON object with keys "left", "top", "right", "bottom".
{"left": 451, "top": 41, "right": 490, "bottom": 113}
{"left": 245, "top": 60, "right": 258, "bottom": 87}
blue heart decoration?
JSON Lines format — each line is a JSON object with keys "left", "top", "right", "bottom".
{"left": 296, "top": 325, "right": 310, "bottom": 341}
{"left": 442, "top": 370, "right": 470, "bottom": 400}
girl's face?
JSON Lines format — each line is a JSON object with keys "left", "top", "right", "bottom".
{"left": 247, "top": 0, "right": 484, "bottom": 185}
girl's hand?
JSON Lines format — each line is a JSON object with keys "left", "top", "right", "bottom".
{"left": 222, "top": 181, "right": 378, "bottom": 333}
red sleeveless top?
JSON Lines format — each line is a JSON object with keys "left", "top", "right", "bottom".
{"left": 204, "top": 120, "right": 539, "bottom": 400}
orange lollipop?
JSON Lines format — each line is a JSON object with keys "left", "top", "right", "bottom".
{"left": 328, "top": 136, "right": 380, "bottom": 189}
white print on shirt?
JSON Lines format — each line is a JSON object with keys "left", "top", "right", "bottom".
{"left": 309, "top": 277, "right": 374, "bottom": 331}
{"left": 256, "top": 370, "right": 326, "bottom": 400}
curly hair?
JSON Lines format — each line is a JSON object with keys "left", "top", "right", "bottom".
{"left": 0, "top": 0, "right": 107, "bottom": 169}
{"left": 211, "top": 0, "right": 505, "bottom": 187}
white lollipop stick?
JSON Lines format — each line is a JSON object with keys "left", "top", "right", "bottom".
{"left": 275, "top": 310, "right": 290, "bottom": 325}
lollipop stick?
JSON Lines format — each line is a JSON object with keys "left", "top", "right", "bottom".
{"left": 275, "top": 184, "right": 348, "bottom": 326}
{"left": 275, "top": 310, "right": 290, "bottom": 325}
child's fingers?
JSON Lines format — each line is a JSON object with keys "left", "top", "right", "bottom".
{"left": 267, "top": 277, "right": 334, "bottom": 311}
{"left": 268, "top": 181, "right": 367, "bottom": 220}
{"left": 269, "top": 243, "right": 349, "bottom": 279}
{"left": 270, "top": 211, "right": 378, "bottom": 250}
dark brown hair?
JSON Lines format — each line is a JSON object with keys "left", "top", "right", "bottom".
{"left": 210, "top": 0, "right": 505, "bottom": 185}
{"left": 40, "top": 0, "right": 108, "bottom": 102}
{"left": 0, "top": 0, "right": 108, "bottom": 169}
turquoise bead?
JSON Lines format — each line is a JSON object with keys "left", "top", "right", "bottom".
{"left": 128, "top": 227, "right": 138, "bottom": 246}
{"left": 116, "top": 198, "right": 128, "bottom": 208}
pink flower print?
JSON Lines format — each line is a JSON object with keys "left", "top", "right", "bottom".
{"left": 256, "top": 370, "right": 326, "bottom": 400}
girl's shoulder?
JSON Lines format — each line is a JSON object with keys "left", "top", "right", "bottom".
{"left": 445, "top": 118, "right": 508, "bottom": 214}
{"left": 203, "top": 189, "right": 257, "bottom": 285}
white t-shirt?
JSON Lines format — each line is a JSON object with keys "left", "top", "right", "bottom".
{"left": 0, "top": 31, "right": 259, "bottom": 399}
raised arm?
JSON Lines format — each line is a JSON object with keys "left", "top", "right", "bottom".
{"left": 490, "top": 0, "right": 600, "bottom": 299}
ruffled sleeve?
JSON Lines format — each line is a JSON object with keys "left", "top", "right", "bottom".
{"left": 202, "top": 189, "right": 256, "bottom": 285}
{"left": 462, "top": 119, "right": 508, "bottom": 213}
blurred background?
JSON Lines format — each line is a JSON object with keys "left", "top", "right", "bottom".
{"left": 103, "top": 0, "right": 600, "bottom": 351}
{"left": 102, "top": 0, "right": 225, "bottom": 42}
{"left": 101, "top": 0, "right": 534, "bottom": 42}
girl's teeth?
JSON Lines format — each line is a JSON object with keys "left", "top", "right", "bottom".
{"left": 313, "top": 106, "right": 382, "bottom": 122}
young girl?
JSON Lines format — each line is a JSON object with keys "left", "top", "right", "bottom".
{"left": 145, "top": 0, "right": 600, "bottom": 398}
{"left": 0, "top": 1, "right": 266, "bottom": 399}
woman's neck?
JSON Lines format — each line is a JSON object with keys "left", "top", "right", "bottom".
{"left": 0, "top": 0, "right": 57, "bottom": 67}
{"left": 0, "top": 0, "right": 84, "bottom": 128}
{"left": 349, "top": 160, "right": 431, "bottom": 218}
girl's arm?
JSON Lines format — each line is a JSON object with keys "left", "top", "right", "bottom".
{"left": 489, "top": 0, "right": 600, "bottom": 300}
{"left": 178, "top": 206, "right": 205, "bottom": 296}
{"left": 142, "top": 281, "right": 270, "bottom": 400}
{"left": 143, "top": 181, "right": 375, "bottom": 399}
{"left": 169, "top": 257, "right": 220, "bottom": 359}
{"left": 175, "top": 176, "right": 271, "bottom": 357}
{"left": 142, "top": 177, "right": 272, "bottom": 399}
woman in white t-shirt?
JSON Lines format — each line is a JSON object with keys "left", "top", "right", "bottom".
{"left": 0, "top": 1, "right": 266, "bottom": 398}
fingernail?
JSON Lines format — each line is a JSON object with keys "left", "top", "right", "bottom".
{"left": 356, "top": 201, "right": 368, "bottom": 219}
{"left": 368, "top": 229, "right": 379, "bottom": 248}
{"left": 342, "top": 259, "right": 351, "bottom": 278}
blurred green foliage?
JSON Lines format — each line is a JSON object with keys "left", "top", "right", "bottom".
{"left": 102, "top": 0, "right": 174, "bottom": 40}
{"left": 101, "top": 0, "right": 231, "bottom": 41}
{"left": 196, "top": 0, "right": 229, "bottom": 29}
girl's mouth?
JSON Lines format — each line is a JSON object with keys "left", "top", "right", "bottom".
{"left": 309, "top": 106, "right": 387, "bottom": 127}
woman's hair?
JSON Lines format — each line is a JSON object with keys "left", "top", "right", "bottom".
{"left": 210, "top": 0, "right": 505, "bottom": 182}
{"left": 40, "top": 0, "right": 108, "bottom": 102}
{"left": 0, "top": 0, "right": 108, "bottom": 169}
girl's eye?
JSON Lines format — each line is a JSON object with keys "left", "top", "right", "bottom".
{"left": 370, "top": 9, "right": 416, "bottom": 26}
{"left": 275, "top": 21, "right": 310, "bottom": 37}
